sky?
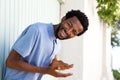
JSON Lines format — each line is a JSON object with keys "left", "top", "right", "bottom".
{"left": 112, "top": 20, "right": 120, "bottom": 70}
{"left": 112, "top": 47, "right": 120, "bottom": 70}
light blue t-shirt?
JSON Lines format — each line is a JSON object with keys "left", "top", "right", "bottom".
{"left": 4, "top": 23, "right": 61, "bottom": 80}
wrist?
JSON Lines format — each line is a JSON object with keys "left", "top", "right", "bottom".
{"left": 38, "top": 67, "right": 48, "bottom": 74}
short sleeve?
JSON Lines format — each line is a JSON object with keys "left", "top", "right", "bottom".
{"left": 12, "top": 25, "right": 39, "bottom": 57}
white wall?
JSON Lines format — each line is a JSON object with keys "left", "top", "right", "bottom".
{"left": 83, "top": 0, "right": 103, "bottom": 80}
{"left": 0, "top": 0, "right": 60, "bottom": 80}
{"left": 60, "top": 0, "right": 113, "bottom": 80}
{"left": 60, "top": 0, "right": 85, "bottom": 80}
{"left": 83, "top": 0, "right": 114, "bottom": 80}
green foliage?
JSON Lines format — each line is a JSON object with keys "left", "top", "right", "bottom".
{"left": 112, "top": 69, "right": 120, "bottom": 80}
{"left": 96, "top": 0, "right": 120, "bottom": 47}
{"left": 96, "top": 0, "right": 120, "bottom": 26}
{"left": 111, "top": 20, "right": 120, "bottom": 47}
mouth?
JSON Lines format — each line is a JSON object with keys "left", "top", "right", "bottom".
{"left": 58, "top": 29, "right": 67, "bottom": 39}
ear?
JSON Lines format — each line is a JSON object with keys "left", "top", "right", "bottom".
{"left": 61, "top": 16, "right": 66, "bottom": 22}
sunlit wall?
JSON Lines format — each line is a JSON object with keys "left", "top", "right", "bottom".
{"left": 60, "top": 0, "right": 114, "bottom": 80}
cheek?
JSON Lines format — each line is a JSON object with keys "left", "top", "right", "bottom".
{"left": 60, "top": 22, "right": 66, "bottom": 28}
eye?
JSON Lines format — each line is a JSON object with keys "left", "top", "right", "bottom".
{"left": 73, "top": 30, "right": 77, "bottom": 35}
{"left": 67, "top": 21, "right": 72, "bottom": 27}
{"left": 64, "top": 26, "right": 69, "bottom": 32}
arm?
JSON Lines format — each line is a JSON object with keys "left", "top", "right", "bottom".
{"left": 6, "top": 49, "right": 45, "bottom": 73}
{"left": 6, "top": 50, "right": 72, "bottom": 77}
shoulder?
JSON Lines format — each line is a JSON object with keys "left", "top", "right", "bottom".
{"left": 26, "top": 23, "right": 45, "bottom": 32}
{"left": 24, "top": 22, "right": 53, "bottom": 35}
{"left": 29, "top": 22, "right": 51, "bottom": 30}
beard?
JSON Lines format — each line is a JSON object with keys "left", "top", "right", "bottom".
{"left": 55, "top": 23, "right": 61, "bottom": 39}
{"left": 55, "top": 23, "right": 70, "bottom": 40}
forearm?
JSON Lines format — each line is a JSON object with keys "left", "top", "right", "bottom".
{"left": 6, "top": 59, "right": 46, "bottom": 74}
{"left": 6, "top": 50, "right": 47, "bottom": 74}
{"left": 6, "top": 50, "right": 73, "bottom": 77}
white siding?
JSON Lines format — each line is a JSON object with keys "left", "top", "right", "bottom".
{"left": 0, "top": 0, "right": 60, "bottom": 80}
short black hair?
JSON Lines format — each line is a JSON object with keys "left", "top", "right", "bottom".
{"left": 65, "top": 10, "right": 89, "bottom": 36}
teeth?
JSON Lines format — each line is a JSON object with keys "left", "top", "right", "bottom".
{"left": 61, "top": 30, "right": 64, "bottom": 36}
{"left": 59, "top": 29, "right": 67, "bottom": 39}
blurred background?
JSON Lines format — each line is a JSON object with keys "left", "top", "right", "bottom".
{"left": 0, "top": 0, "right": 120, "bottom": 80}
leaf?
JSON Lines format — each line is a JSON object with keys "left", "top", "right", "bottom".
{"left": 96, "top": 0, "right": 120, "bottom": 47}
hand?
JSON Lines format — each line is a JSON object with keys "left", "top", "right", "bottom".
{"left": 50, "top": 57, "right": 73, "bottom": 70}
{"left": 45, "top": 67, "right": 73, "bottom": 77}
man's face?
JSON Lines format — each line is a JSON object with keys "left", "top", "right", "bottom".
{"left": 56, "top": 16, "right": 83, "bottom": 40}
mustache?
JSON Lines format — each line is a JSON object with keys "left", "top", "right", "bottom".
{"left": 56, "top": 23, "right": 70, "bottom": 40}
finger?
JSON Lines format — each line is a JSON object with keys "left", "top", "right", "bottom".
{"left": 61, "top": 73, "right": 73, "bottom": 77}
{"left": 56, "top": 72, "right": 73, "bottom": 77}
{"left": 67, "top": 64, "right": 74, "bottom": 68}
{"left": 59, "top": 61, "right": 73, "bottom": 68}
{"left": 57, "top": 65, "right": 73, "bottom": 70}
{"left": 57, "top": 67, "right": 61, "bottom": 70}
{"left": 60, "top": 64, "right": 73, "bottom": 70}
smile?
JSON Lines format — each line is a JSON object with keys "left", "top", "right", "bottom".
{"left": 59, "top": 29, "right": 67, "bottom": 39}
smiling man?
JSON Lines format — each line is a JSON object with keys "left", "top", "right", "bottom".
{"left": 56, "top": 16, "right": 84, "bottom": 39}
{"left": 4, "top": 10, "right": 89, "bottom": 80}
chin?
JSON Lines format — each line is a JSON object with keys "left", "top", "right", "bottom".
{"left": 58, "top": 37, "right": 64, "bottom": 40}
{"left": 58, "top": 37, "right": 69, "bottom": 40}
{"left": 57, "top": 36, "right": 64, "bottom": 40}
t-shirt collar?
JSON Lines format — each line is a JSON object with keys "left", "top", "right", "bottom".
{"left": 48, "top": 23, "right": 57, "bottom": 41}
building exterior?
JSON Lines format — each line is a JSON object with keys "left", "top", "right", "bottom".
{"left": 0, "top": 0, "right": 114, "bottom": 80}
{"left": 60, "top": 0, "right": 114, "bottom": 80}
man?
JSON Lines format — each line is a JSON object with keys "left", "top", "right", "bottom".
{"left": 4, "top": 10, "right": 89, "bottom": 80}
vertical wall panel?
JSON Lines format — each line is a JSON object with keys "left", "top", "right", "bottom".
{"left": 0, "top": 0, "right": 60, "bottom": 80}
{"left": 0, "top": 0, "right": 6, "bottom": 79}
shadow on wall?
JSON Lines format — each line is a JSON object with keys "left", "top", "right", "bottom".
{"left": 0, "top": 43, "right": 10, "bottom": 80}
{"left": 0, "top": 49, "right": 5, "bottom": 80}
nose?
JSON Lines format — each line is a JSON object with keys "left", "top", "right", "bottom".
{"left": 65, "top": 28, "right": 75, "bottom": 37}
{"left": 67, "top": 28, "right": 73, "bottom": 34}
